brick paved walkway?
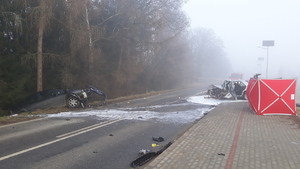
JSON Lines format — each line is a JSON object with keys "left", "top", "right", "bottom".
{"left": 143, "top": 102, "right": 300, "bottom": 169}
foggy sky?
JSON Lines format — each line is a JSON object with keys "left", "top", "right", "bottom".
{"left": 183, "top": 0, "right": 300, "bottom": 80}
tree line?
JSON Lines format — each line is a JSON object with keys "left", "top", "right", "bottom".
{"left": 0, "top": 0, "right": 231, "bottom": 114}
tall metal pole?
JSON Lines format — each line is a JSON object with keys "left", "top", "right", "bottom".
{"left": 266, "top": 47, "right": 269, "bottom": 78}
{"left": 262, "top": 40, "right": 274, "bottom": 78}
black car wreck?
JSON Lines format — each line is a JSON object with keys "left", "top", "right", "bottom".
{"left": 13, "top": 86, "right": 106, "bottom": 113}
{"left": 13, "top": 89, "right": 67, "bottom": 113}
{"left": 207, "top": 79, "right": 248, "bottom": 100}
{"left": 65, "top": 85, "right": 106, "bottom": 108}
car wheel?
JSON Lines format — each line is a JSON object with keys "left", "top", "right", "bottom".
{"left": 66, "top": 96, "right": 81, "bottom": 108}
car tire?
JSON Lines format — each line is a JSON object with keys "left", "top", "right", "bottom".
{"left": 66, "top": 96, "right": 81, "bottom": 108}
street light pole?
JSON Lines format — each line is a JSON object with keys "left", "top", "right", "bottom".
{"left": 262, "top": 40, "right": 274, "bottom": 78}
{"left": 257, "top": 46, "right": 268, "bottom": 78}
{"left": 266, "top": 46, "right": 269, "bottom": 78}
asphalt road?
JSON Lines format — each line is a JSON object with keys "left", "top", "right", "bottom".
{"left": 0, "top": 86, "right": 209, "bottom": 169}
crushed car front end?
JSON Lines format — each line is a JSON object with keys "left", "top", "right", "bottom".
{"left": 207, "top": 80, "right": 248, "bottom": 100}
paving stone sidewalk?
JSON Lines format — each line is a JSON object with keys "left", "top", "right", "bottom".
{"left": 143, "top": 102, "right": 300, "bottom": 169}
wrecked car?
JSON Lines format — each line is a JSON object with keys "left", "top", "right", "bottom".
{"left": 207, "top": 79, "right": 248, "bottom": 100}
{"left": 13, "top": 89, "right": 67, "bottom": 113}
{"left": 13, "top": 85, "right": 106, "bottom": 113}
{"left": 66, "top": 85, "right": 106, "bottom": 108}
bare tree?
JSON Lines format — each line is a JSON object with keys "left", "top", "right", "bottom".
{"left": 36, "top": 0, "right": 53, "bottom": 91}
{"left": 84, "top": 0, "right": 94, "bottom": 71}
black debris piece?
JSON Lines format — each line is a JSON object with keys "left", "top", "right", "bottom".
{"left": 156, "top": 142, "right": 172, "bottom": 155}
{"left": 217, "top": 153, "right": 225, "bottom": 156}
{"left": 130, "top": 142, "right": 172, "bottom": 168}
{"left": 152, "top": 137, "right": 164, "bottom": 142}
{"left": 131, "top": 152, "right": 157, "bottom": 168}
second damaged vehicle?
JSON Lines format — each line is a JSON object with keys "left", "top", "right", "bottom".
{"left": 66, "top": 85, "right": 106, "bottom": 108}
{"left": 207, "top": 79, "right": 248, "bottom": 100}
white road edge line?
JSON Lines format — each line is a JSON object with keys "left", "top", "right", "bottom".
{"left": 0, "top": 119, "right": 123, "bottom": 161}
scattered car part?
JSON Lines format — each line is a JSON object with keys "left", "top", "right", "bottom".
{"left": 131, "top": 142, "right": 172, "bottom": 168}
{"left": 66, "top": 85, "right": 106, "bottom": 108}
{"left": 130, "top": 152, "right": 158, "bottom": 168}
{"left": 151, "top": 143, "right": 159, "bottom": 147}
{"left": 152, "top": 137, "right": 164, "bottom": 142}
{"left": 139, "top": 149, "right": 150, "bottom": 155}
{"left": 156, "top": 142, "right": 172, "bottom": 155}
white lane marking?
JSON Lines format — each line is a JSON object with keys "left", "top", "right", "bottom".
{"left": 0, "top": 119, "right": 123, "bottom": 161}
{"left": 56, "top": 119, "right": 116, "bottom": 138}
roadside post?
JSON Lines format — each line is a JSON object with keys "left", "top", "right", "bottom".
{"left": 262, "top": 40, "right": 275, "bottom": 78}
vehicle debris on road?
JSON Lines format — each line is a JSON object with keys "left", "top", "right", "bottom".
{"left": 152, "top": 136, "right": 164, "bottom": 142}
{"left": 131, "top": 142, "right": 172, "bottom": 168}
{"left": 139, "top": 149, "right": 150, "bottom": 155}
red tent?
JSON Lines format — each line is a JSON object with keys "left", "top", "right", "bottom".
{"left": 246, "top": 77, "right": 297, "bottom": 115}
